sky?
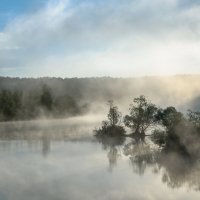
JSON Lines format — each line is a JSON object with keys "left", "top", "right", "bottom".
{"left": 0, "top": 0, "right": 200, "bottom": 77}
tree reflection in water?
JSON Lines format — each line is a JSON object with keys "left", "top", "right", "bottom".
{"left": 123, "top": 138, "right": 159, "bottom": 175}
{"left": 157, "top": 151, "right": 200, "bottom": 191}
{"left": 2, "top": 120, "right": 200, "bottom": 192}
{"left": 95, "top": 134, "right": 125, "bottom": 172}
{"left": 0, "top": 120, "right": 94, "bottom": 157}
{"left": 96, "top": 134, "right": 200, "bottom": 191}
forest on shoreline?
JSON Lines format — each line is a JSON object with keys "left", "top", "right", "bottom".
{"left": 1, "top": 75, "right": 200, "bottom": 121}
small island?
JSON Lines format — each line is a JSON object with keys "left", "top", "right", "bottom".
{"left": 95, "top": 95, "right": 200, "bottom": 157}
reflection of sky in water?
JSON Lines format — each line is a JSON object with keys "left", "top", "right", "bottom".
{"left": 0, "top": 119, "right": 200, "bottom": 200}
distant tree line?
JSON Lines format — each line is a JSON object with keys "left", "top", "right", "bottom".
{"left": 1, "top": 75, "right": 200, "bottom": 113}
{"left": 0, "top": 84, "right": 88, "bottom": 121}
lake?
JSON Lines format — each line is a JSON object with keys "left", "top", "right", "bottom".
{"left": 0, "top": 116, "right": 200, "bottom": 200}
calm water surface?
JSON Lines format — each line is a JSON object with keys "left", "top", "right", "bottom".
{"left": 0, "top": 116, "right": 200, "bottom": 200}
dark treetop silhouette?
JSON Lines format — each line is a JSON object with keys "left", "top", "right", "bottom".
{"left": 95, "top": 95, "right": 200, "bottom": 159}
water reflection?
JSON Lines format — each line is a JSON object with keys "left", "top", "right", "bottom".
{"left": 96, "top": 134, "right": 200, "bottom": 191}
{"left": 96, "top": 135, "right": 125, "bottom": 172}
{"left": 124, "top": 140, "right": 159, "bottom": 175}
{"left": 1, "top": 119, "right": 200, "bottom": 200}
{"left": 158, "top": 151, "right": 200, "bottom": 191}
{"left": 0, "top": 118, "right": 96, "bottom": 157}
{"left": 96, "top": 134, "right": 158, "bottom": 174}
{"left": 42, "top": 134, "right": 51, "bottom": 156}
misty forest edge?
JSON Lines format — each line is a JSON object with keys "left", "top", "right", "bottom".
{"left": 95, "top": 95, "right": 200, "bottom": 157}
{"left": 1, "top": 75, "right": 200, "bottom": 121}
{"left": 1, "top": 76, "right": 200, "bottom": 157}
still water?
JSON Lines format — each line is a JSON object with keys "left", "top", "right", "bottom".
{"left": 0, "top": 116, "right": 200, "bottom": 200}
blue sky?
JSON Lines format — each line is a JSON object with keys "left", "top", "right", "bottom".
{"left": 0, "top": 0, "right": 200, "bottom": 77}
{"left": 0, "top": 0, "right": 46, "bottom": 29}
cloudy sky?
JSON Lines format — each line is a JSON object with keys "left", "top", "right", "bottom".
{"left": 0, "top": 0, "right": 200, "bottom": 77}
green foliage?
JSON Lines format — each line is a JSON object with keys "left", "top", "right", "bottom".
{"left": 153, "top": 107, "right": 193, "bottom": 154}
{"left": 54, "top": 94, "right": 79, "bottom": 116}
{"left": 0, "top": 85, "right": 84, "bottom": 121}
{"left": 22, "top": 91, "right": 41, "bottom": 119}
{"left": 124, "top": 95, "right": 158, "bottom": 134}
{"left": 187, "top": 110, "right": 200, "bottom": 131}
{"left": 151, "top": 130, "right": 166, "bottom": 147}
{"left": 40, "top": 85, "right": 53, "bottom": 110}
{"left": 107, "top": 100, "right": 122, "bottom": 126}
{"left": 156, "top": 107, "right": 184, "bottom": 131}
{"left": 94, "top": 124, "right": 126, "bottom": 137}
{"left": 0, "top": 90, "right": 21, "bottom": 120}
{"left": 94, "top": 101, "right": 125, "bottom": 137}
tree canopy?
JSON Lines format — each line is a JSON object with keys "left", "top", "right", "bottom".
{"left": 107, "top": 100, "right": 122, "bottom": 126}
{"left": 124, "top": 95, "right": 158, "bottom": 135}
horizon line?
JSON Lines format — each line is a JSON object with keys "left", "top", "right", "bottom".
{"left": 1, "top": 74, "right": 200, "bottom": 79}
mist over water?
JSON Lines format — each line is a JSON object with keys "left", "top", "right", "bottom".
{"left": 1, "top": 116, "right": 200, "bottom": 200}
{"left": 1, "top": 76, "right": 200, "bottom": 199}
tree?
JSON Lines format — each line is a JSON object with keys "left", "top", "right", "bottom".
{"left": 156, "top": 107, "right": 184, "bottom": 131}
{"left": 94, "top": 101, "right": 125, "bottom": 137}
{"left": 40, "top": 85, "right": 53, "bottom": 110}
{"left": 154, "top": 107, "right": 188, "bottom": 153}
{"left": 124, "top": 95, "right": 158, "bottom": 135}
{"left": 107, "top": 100, "right": 122, "bottom": 126}
{"left": 0, "top": 90, "right": 21, "bottom": 120}
{"left": 54, "top": 94, "right": 79, "bottom": 116}
{"left": 187, "top": 110, "right": 200, "bottom": 131}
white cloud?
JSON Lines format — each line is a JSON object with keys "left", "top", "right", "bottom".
{"left": 0, "top": 0, "right": 200, "bottom": 77}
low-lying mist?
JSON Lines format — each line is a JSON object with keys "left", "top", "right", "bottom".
{"left": 1, "top": 75, "right": 200, "bottom": 200}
